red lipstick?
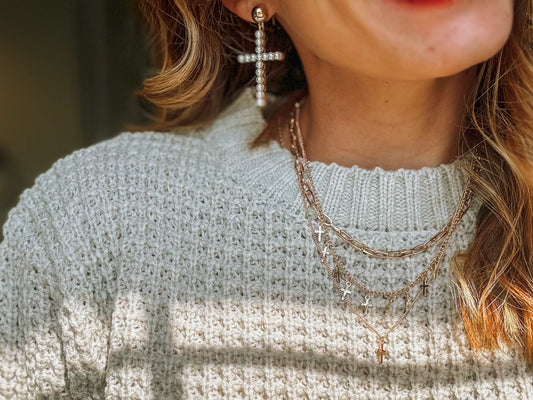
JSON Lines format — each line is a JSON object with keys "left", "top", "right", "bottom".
{"left": 391, "top": 0, "right": 455, "bottom": 7}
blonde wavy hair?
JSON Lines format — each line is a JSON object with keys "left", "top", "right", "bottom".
{"left": 138, "top": 0, "right": 533, "bottom": 363}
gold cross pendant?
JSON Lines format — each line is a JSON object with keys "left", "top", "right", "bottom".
{"left": 376, "top": 340, "right": 390, "bottom": 364}
{"left": 421, "top": 278, "right": 430, "bottom": 296}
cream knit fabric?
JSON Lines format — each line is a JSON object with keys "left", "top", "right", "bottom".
{"left": 1, "top": 88, "right": 532, "bottom": 399}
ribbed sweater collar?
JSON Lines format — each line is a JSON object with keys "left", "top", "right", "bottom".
{"left": 208, "top": 88, "right": 474, "bottom": 233}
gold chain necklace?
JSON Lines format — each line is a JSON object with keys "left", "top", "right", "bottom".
{"left": 288, "top": 100, "right": 475, "bottom": 363}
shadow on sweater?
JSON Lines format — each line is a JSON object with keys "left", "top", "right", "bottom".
{"left": 37, "top": 310, "right": 527, "bottom": 400}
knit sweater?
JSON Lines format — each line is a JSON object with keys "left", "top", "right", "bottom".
{"left": 1, "top": 88, "right": 531, "bottom": 400}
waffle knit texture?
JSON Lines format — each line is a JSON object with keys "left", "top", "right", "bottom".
{"left": 1, "top": 88, "right": 532, "bottom": 399}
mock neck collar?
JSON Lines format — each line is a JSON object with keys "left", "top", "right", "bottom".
{"left": 208, "top": 88, "right": 478, "bottom": 233}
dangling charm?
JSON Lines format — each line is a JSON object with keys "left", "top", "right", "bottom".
{"left": 332, "top": 257, "right": 343, "bottom": 284}
{"left": 421, "top": 278, "right": 430, "bottom": 297}
{"left": 361, "top": 295, "right": 373, "bottom": 315}
{"left": 376, "top": 338, "right": 390, "bottom": 364}
{"left": 341, "top": 281, "right": 352, "bottom": 301}
{"left": 237, "top": 6, "right": 285, "bottom": 107}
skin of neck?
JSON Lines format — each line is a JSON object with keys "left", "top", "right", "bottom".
{"left": 291, "top": 53, "right": 477, "bottom": 171}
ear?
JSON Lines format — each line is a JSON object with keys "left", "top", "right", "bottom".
{"left": 220, "top": 0, "right": 276, "bottom": 23}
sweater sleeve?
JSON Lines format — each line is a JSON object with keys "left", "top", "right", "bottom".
{"left": 0, "top": 189, "right": 69, "bottom": 398}
{"left": 0, "top": 140, "right": 123, "bottom": 399}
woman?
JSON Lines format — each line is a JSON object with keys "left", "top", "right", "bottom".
{"left": 1, "top": 0, "right": 532, "bottom": 398}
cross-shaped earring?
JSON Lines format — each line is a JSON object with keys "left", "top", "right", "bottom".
{"left": 237, "top": 6, "right": 285, "bottom": 107}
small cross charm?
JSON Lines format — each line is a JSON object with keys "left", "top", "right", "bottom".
{"left": 421, "top": 278, "right": 430, "bottom": 296}
{"left": 341, "top": 281, "right": 352, "bottom": 300}
{"left": 361, "top": 296, "right": 373, "bottom": 315}
{"left": 332, "top": 265, "right": 342, "bottom": 284}
{"left": 376, "top": 340, "right": 390, "bottom": 364}
{"left": 315, "top": 225, "right": 325, "bottom": 242}
{"left": 322, "top": 246, "right": 330, "bottom": 258}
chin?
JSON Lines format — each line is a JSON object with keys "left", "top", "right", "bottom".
{"left": 387, "top": 35, "right": 512, "bottom": 80}
{"left": 406, "top": 56, "right": 496, "bottom": 80}
{"left": 359, "top": 0, "right": 514, "bottom": 79}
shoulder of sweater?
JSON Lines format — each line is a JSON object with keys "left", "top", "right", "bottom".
{"left": 2, "top": 88, "right": 266, "bottom": 252}
{"left": 45, "top": 85, "right": 267, "bottom": 179}
{"left": 0, "top": 134, "right": 193, "bottom": 247}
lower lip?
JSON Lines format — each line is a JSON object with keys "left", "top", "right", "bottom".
{"left": 390, "top": 0, "right": 455, "bottom": 8}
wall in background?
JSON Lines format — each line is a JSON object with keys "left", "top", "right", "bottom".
{"left": 0, "top": 0, "right": 150, "bottom": 238}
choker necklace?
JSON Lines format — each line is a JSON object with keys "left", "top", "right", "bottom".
{"left": 288, "top": 99, "right": 475, "bottom": 363}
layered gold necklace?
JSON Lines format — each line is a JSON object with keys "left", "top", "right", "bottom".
{"left": 287, "top": 100, "right": 475, "bottom": 363}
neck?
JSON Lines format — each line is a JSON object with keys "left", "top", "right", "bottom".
{"left": 284, "top": 64, "right": 477, "bottom": 171}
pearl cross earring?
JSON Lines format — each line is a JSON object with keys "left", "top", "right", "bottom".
{"left": 237, "top": 7, "right": 285, "bottom": 107}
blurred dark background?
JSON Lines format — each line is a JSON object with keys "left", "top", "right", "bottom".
{"left": 0, "top": 0, "right": 151, "bottom": 237}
